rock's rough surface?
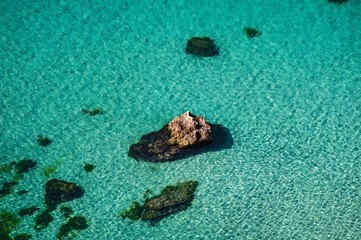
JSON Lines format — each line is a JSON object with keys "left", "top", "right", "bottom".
{"left": 185, "top": 37, "right": 219, "bottom": 57}
{"left": 128, "top": 112, "right": 213, "bottom": 162}
{"left": 45, "top": 179, "right": 84, "bottom": 209}
{"left": 168, "top": 111, "right": 212, "bottom": 148}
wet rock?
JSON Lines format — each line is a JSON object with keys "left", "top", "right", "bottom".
{"left": 129, "top": 112, "right": 214, "bottom": 162}
{"left": 185, "top": 37, "right": 219, "bottom": 57}
{"left": 45, "top": 179, "right": 84, "bottom": 209}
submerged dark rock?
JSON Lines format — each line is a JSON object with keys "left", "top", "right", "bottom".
{"left": 15, "top": 159, "right": 37, "bottom": 174}
{"left": 129, "top": 112, "right": 232, "bottom": 162}
{"left": 327, "top": 0, "right": 349, "bottom": 4}
{"left": 142, "top": 181, "right": 198, "bottom": 224}
{"left": 120, "top": 181, "right": 198, "bottom": 224}
{"left": 18, "top": 206, "right": 40, "bottom": 217}
{"left": 45, "top": 179, "right": 84, "bottom": 209}
{"left": 57, "top": 216, "right": 88, "bottom": 240}
{"left": 185, "top": 37, "right": 219, "bottom": 57}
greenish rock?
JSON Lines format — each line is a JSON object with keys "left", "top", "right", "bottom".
{"left": 0, "top": 181, "right": 18, "bottom": 198}
{"left": 243, "top": 27, "right": 262, "bottom": 38}
{"left": 45, "top": 179, "right": 85, "bottom": 209}
{"left": 34, "top": 210, "right": 53, "bottom": 231}
{"left": 0, "top": 211, "right": 20, "bottom": 238}
{"left": 18, "top": 206, "right": 40, "bottom": 217}
{"left": 37, "top": 135, "right": 52, "bottom": 147}
{"left": 82, "top": 108, "right": 104, "bottom": 116}
{"left": 142, "top": 181, "right": 199, "bottom": 224}
{"left": 60, "top": 206, "right": 74, "bottom": 219}
{"left": 57, "top": 216, "right": 88, "bottom": 240}
{"left": 83, "top": 164, "right": 95, "bottom": 173}
{"left": 119, "top": 202, "right": 143, "bottom": 220}
{"left": 328, "top": 0, "right": 349, "bottom": 4}
{"left": 15, "top": 159, "right": 37, "bottom": 174}
{"left": 14, "top": 233, "right": 32, "bottom": 240}
{"left": 185, "top": 37, "right": 219, "bottom": 57}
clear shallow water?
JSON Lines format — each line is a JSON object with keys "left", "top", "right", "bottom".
{"left": 1, "top": 0, "right": 360, "bottom": 239}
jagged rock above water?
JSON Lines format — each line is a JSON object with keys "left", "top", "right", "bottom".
{"left": 185, "top": 37, "right": 219, "bottom": 57}
{"left": 168, "top": 111, "right": 212, "bottom": 148}
{"left": 128, "top": 112, "right": 215, "bottom": 162}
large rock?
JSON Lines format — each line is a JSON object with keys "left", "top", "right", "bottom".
{"left": 128, "top": 112, "right": 213, "bottom": 162}
{"left": 168, "top": 111, "right": 212, "bottom": 148}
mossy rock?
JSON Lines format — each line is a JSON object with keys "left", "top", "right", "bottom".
{"left": 185, "top": 37, "right": 219, "bottom": 57}
{"left": 34, "top": 210, "right": 53, "bottom": 231}
{"left": 37, "top": 135, "right": 52, "bottom": 147}
{"left": 18, "top": 206, "right": 40, "bottom": 217}
{"left": 243, "top": 27, "right": 262, "bottom": 38}
{"left": 0, "top": 211, "right": 20, "bottom": 238}
{"left": 43, "top": 166, "right": 57, "bottom": 178}
{"left": 327, "top": 0, "right": 349, "bottom": 4}
{"left": 119, "top": 202, "right": 143, "bottom": 220}
{"left": 82, "top": 108, "right": 104, "bottom": 116}
{"left": 83, "top": 164, "right": 95, "bottom": 173}
{"left": 0, "top": 162, "right": 15, "bottom": 175}
{"left": 45, "top": 179, "right": 85, "bottom": 209}
{"left": 57, "top": 216, "right": 88, "bottom": 240}
{"left": 15, "top": 159, "right": 37, "bottom": 174}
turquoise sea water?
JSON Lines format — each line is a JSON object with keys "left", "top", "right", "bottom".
{"left": 1, "top": 0, "right": 360, "bottom": 239}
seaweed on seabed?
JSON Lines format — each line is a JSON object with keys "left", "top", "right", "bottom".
{"left": 243, "top": 27, "right": 262, "bottom": 38}
{"left": 327, "top": 0, "right": 349, "bottom": 4}
{"left": 37, "top": 135, "right": 53, "bottom": 147}
{"left": 81, "top": 107, "right": 104, "bottom": 116}
{"left": 15, "top": 159, "right": 37, "bottom": 174}
{"left": 0, "top": 181, "right": 19, "bottom": 198}
{"left": 56, "top": 216, "right": 88, "bottom": 240}
{"left": 0, "top": 211, "right": 20, "bottom": 239}
{"left": 13, "top": 233, "right": 32, "bottom": 240}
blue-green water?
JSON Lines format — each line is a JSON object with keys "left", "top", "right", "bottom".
{"left": 1, "top": 0, "right": 360, "bottom": 239}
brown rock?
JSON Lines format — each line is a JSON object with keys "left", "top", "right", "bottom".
{"left": 168, "top": 111, "right": 212, "bottom": 148}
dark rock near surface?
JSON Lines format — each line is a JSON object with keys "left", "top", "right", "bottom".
{"left": 45, "top": 179, "right": 84, "bottom": 209}
{"left": 129, "top": 112, "right": 232, "bottom": 162}
{"left": 142, "top": 181, "right": 198, "bottom": 224}
{"left": 185, "top": 37, "right": 219, "bottom": 57}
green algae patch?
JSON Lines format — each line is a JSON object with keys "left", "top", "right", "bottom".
{"left": 83, "top": 164, "right": 95, "bottom": 173}
{"left": 14, "top": 233, "right": 32, "bottom": 240}
{"left": 119, "top": 202, "right": 143, "bottom": 220}
{"left": 37, "top": 135, "right": 53, "bottom": 147}
{"left": 15, "top": 159, "right": 37, "bottom": 174}
{"left": 34, "top": 210, "right": 54, "bottom": 231}
{"left": 0, "top": 181, "right": 18, "bottom": 198}
{"left": 57, "top": 216, "right": 88, "bottom": 240}
{"left": 0, "top": 211, "right": 20, "bottom": 238}
{"left": 60, "top": 206, "right": 74, "bottom": 219}
{"left": 81, "top": 108, "right": 104, "bottom": 116}
{"left": 243, "top": 27, "right": 262, "bottom": 38}
{"left": 18, "top": 206, "right": 40, "bottom": 217}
